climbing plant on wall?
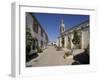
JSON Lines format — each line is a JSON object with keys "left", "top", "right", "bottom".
{"left": 72, "top": 30, "right": 80, "bottom": 48}
{"left": 26, "top": 27, "right": 33, "bottom": 55}
{"left": 61, "top": 37, "right": 64, "bottom": 47}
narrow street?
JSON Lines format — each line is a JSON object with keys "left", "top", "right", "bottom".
{"left": 26, "top": 46, "right": 74, "bottom": 67}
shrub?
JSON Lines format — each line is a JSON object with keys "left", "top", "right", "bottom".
{"left": 26, "top": 27, "right": 33, "bottom": 55}
{"left": 63, "top": 52, "right": 71, "bottom": 59}
{"left": 26, "top": 45, "right": 31, "bottom": 55}
{"left": 61, "top": 37, "right": 64, "bottom": 47}
{"left": 65, "top": 52, "right": 71, "bottom": 56}
{"left": 37, "top": 46, "right": 43, "bottom": 53}
{"left": 72, "top": 30, "right": 80, "bottom": 48}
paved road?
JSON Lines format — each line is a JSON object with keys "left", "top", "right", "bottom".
{"left": 26, "top": 46, "right": 74, "bottom": 67}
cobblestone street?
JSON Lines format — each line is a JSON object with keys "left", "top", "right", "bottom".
{"left": 26, "top": 46, "right": 74, "bottom": 67}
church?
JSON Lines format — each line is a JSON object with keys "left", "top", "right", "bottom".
{"left": 57, "top": 18, "right": 90, "bottom": 50}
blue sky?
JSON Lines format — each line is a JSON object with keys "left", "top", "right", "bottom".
{"left": 33, "top": 13, "right": 89, "bottom": 42}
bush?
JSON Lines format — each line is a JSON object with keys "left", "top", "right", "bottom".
{"left": 63, "top": 52, "right": 71, "bottom": 59}
{"left": 65, "top": 52, "right": 71, "bottom": 56}
{"left": 26, "top": 27, "right": 33, "bottom": 55}
{"left": 72, "top": 30, "right": 80, "bottom": 48}
{"left": 26, "top": 45, "right": 31, "bottom": 55}
{"left": 61, "top": 38, "right": 64, "bottom": 47}
{"left": 37, "top": 47, "right": 43, "bottom": 53}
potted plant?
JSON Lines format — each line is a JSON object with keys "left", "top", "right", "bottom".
{"left": 63, "top": 52, "right": 71, "bottom": 59}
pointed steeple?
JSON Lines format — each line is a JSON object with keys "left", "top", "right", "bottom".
{"left": 61, "top": 17, "right": 64, "bottom": 24}
{"left": 60, "top": 17, "right": 65, "bottom": 35}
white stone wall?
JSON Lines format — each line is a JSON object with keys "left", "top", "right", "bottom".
{"left": 58, "top": 28, "right": 89, "bottom": 50}
{"left": 66, "top": 36, "right": 69, "bottom": 48}
{"left": 56, "top": 38, "right": 59, "bottom": 47}
{"left": 26, "top": 13, "right": 48, "bottom": 50}
{"left": 64, "top": 36, "right": 67, "bottom": 48}
{"left": 81, "top": 29, "right": 89, "bottom": 49}
{"left": 70, "top": 34, "right": 74, "bottom": 49}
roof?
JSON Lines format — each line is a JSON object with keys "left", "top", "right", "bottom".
{"left": 28, "top": 13, "right": 49, "bottom": 41}
{"left": 62, "top": 19, "right": 89, "bottom": 35}
{"left": 58, "top": 19, "right": 89, "bottom": 38}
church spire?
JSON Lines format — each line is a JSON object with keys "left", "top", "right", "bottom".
{"left": 60, "top": 17, "right": 65, "bottom": 35}
{"left": 61, "top": 17, "right": 64, "bottom": 24}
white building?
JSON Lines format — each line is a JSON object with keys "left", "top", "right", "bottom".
{"left": 57, "top": 18, "right": 89, "bottom": 50}
{"left": 26, "top": 13, "right": 48, "bottom": 54}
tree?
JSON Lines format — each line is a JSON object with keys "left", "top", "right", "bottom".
{"left": 72, "top": 30, "right": 80, "bottom": 48}
{"left": 61, "top": 37, "right": 64, "bottom": 47}
{"left": 26, "top": 27, "right": 33, "bottom": 55}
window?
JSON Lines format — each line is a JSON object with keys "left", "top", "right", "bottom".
{"left": 41, "top": 29, "right": 43, "bottom": 37}
{"left": 62, "top": 27, "right": 64, "bottom": 31}
{"left": 32, "top": 39, "right": 35, "bottom": 50}
{"left": 33, "top": 20, "right": 38, "bottom": 33}
{"left": 32, "top": 38, "right": 38, "bottom": 50}
{"left": 35, "top": 39, "right": 38, "bottom": 48}
{"left": 45, "top": 35, "right": 48, "bottom": 42}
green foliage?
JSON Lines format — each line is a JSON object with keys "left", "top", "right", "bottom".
{"left": 26, "top": 27, "right": 33, "bottom": 55}
{"left": 61, "top": 37, "right": 64, "bottom": 47}
{"left": 63, "top": 52, "right": 71, "bottom": 59}
{"left": 72, "top": 30, "right": 80, "bottom": 45}
{"left": 26, "top": 27, "right": 33, "bottom": 46}
{"left": 26, "top": 45, "right": 31, "bottom": 55}
{"left": 37, "top": 46, "right": 43, "bottom": 53}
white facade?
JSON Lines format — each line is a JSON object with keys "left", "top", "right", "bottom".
{"left": 57, "top": 19, "right": 89, "bottom": 50}
{"left": 26, "top": 13, "right": 48, "bottom": 54}
{"left": 60, "top": 17, "right": 65, "bottom": 34}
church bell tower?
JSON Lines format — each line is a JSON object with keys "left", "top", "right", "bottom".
{"left": 60, "top": 17, "right": 65, "bottom": 35}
